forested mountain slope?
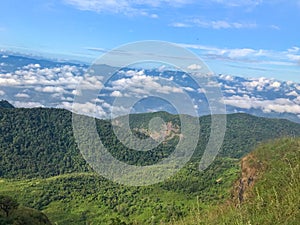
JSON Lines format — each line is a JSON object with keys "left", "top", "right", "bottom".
{"left": 1, "top": 106, "right": 300, "bottom": 178}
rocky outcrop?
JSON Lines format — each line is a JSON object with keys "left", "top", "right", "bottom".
{"left": 232, "top": 153, "right": 264, "bottom": 205}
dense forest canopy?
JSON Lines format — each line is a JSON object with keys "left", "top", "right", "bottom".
{"left": 1, "top": 105, "right": 300, "bottom": 179}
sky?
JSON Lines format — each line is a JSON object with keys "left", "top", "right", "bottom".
{"left": 0, "top": 0, "right": 300, "bottom": 82}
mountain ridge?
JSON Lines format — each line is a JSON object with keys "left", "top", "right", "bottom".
{"left": 1, "top": 103, "right": 300, "bottom": 179}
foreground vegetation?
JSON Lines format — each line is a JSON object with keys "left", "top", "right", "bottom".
{"left": 172, "top": 138, "right": 300, "bottom": 225}
{"left": 0, "top": 195, "right": 52, "bottom": 225}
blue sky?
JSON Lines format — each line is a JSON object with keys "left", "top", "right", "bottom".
{"left": 0, "top": 0, "right": 300, "bottom": 81}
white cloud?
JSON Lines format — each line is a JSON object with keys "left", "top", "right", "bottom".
{"left": 220, "top": 74, "right": 234, "bottom": 81}
{"left": 288, "top": 46, "right": 300, "bottom": 53}
{"left": 270, "top": 25, "right": 280, "bottom": 30}
{"left": 15, "top": 93, "right": 30, "bottom": 98}
{"left": 295, "top": 96, "right": 300, "bottom": 104}
{"left": 270, "top": 81, "right": 281, "bottom": 88}
{"left": 180, "top": 43, "right": 300, "bottom": 66}
{"left": 175, "top": 19, "right": 257, "bottom": 29}
{"left": 0, "top": 90, "right": 5, "bottom": 96}
{"left": 207, "top": 81, "right": 221, "bottom": 87}
{"left": 224, "top": 89, "right": 236, "bottom": 94}
{"left": 183, "top": 86, "right": 195, "bottom": 92}
{"left": 13, "top": 101, "right": 44, "bottom": 108}
{"left": 287, "top": 54, "right": 300, "bottom": 64}
{"left": 0, "top": 75, "right": 21, "bottom": 86}
{"left": 237, "top": 88, "right": 249, "bottom": 94}
{"left": 180, "top": 43, "right": 259, "bottom": 60}
{"left": 110, "top": 70, "right": 184, "bottom": 96}
{"left": 286, "top": 91, "right": 299, "bottom": 97}
{"left": 23, "top": 64, "right": 41, "bottom": 69}
{"left": 64, "top": 0, "right": 177, "bottom": 17}
{"left": 64, "top": 0, "right": 266, "bottom": 18}
{"left": 65, "top": 0, "right": 263, "bottom": 14}
{"left": 187, "top": 64, "right": 202, "bottom": 70}
{"left": 150, "top": 13, "right": 159, "bottom": 18}
{"left": 218, "top": 73, "right": 300, "bottom": 116}
{"left": 111, "top": 90, "right": 123, "bottom": 97}
{"left": 197, "top": 88, "right": 206, "bottom": 93}
{"left": 210, "top": 0, "right": 262, "bottom": 7}
{"left": 61, "top": 100, "right": 130, "bottom": 118}
{"left": 2, "top": 55, "right": 300, "bottom": 120}
{"left": 0, "top": 64, "right": 85, "bottom": 88}
{"left": 242, "top": 78, "right": 284, "bottom": 91}
{"left": 61, "top": 101, "right": 107, "bottom": 118}
{"left": 227, "top": 48, "right": 256, "bottom": 58}
{"left": 64, "top": 0, "right": 130, "bottom": 13}
{"left": 170, "top": 22, "right": 190, "bottom": 28}
{"left": 72, "top": 89, "right": 81, "bottom": 96}
{"left": 243, "top": 78, "right": 267, "bottom": 90}
{"left": 80, "top": 75, "right": 104, "bottom": 90}
{"left": 224, "top": 95, "right": 254, "bottom": 109}
{"left": 224, "top": 95, "right": 300, "bottom": 115}
{"left": 35, "top": 86, "right": 66, "bottom": 93}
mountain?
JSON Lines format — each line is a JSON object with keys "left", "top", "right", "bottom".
{"left": 1, "top": 53, "right": 300, "bottom": 123}
{"left": 0, "top": 104, "right": 300, "bottom": 224}
{"left": 0, "top": 100, "right": 14, "bottom": 109}
{"left": 1, "top": 106, "right": 300, "bottom": 179}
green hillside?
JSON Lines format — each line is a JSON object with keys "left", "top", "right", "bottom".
{"left": 173, "top": 138, "right": 300, "bottom": 225}
{"left": 0, "top": 105, "right": 300, "bottom": 224}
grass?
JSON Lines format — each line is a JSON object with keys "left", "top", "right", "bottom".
{"left": 170, "top": 138, "right": 300, "bottom": 225}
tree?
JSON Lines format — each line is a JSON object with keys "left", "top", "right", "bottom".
{"left": 0, "top": 195, "right": 19, "bottom": 217}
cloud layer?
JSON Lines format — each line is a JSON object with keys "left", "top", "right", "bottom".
{"left": 63, "top": 0, "right": 267, "bottom": 17}
{"left": 1, "top": 55, "right": 300, "bottom": 122}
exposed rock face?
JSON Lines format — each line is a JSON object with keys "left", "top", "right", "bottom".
{"left": 232, "top": 153, "right": 264, "bottom": 205}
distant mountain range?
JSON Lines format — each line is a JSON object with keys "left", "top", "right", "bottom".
{"left": 1, "top": 53, "right": 300, "bottom": 123}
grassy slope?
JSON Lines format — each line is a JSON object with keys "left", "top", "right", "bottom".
{"left": 171, "top": 138, "right": 300, "bottom": 225}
